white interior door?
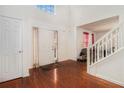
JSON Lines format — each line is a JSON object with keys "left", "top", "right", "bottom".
{"left": 0, "top": 16, "right": 22, "bottom": 82}
{"left": 38, "top": 30, "right": 55, "bottom": 66}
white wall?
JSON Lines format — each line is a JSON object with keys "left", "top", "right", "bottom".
{"left": 0, "top": 5, "right": 70, "bottom": 76}
{"left": 95, "top": 31, "right": 108, "bottom": 41}
{"left": 70, "top": 6, "right": 124, "bottom": 26}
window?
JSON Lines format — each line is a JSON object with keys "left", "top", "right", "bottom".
{"left": 83, "top": 32, "right": 95, "bottom": 48}
{"left": 83, "top": 32, "right": 89, "bottom": 48}
{"left": 36, "top": 5, "right": 55, "bottom": 14}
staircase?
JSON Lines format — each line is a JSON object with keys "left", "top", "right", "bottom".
{"left": 87, "top": 23, "right": 124, "bottom": 86}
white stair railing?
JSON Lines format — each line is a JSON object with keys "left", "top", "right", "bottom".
{"left": 87, "top": 23, "right": 124, "bottom": 66}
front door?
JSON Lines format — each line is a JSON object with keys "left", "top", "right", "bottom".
{"left": 38, "top": 30, "right": 55, "bottom": 66}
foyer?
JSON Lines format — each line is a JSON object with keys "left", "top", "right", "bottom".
{"left": 0, "top": 5, "right": 124, "bottom": 88}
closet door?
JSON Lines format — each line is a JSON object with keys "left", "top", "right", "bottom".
{"left": 0, "top": 16, "right": 22, "bottom": 82}
{"left": 38, "top": 30, "right": 55, "bottom": 66}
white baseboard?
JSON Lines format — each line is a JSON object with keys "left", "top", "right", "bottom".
{"left": 88, "top": 72, "right": 124, "bottom": 87}
{"left": 22, "top": 70, "right": 30, "bottom": 77}
{"left": 96, "top": 74, "right": 124, "bottom": 87}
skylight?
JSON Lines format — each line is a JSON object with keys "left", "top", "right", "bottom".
{"left": 36, "top": 5, "right": 55, "bottom": 14}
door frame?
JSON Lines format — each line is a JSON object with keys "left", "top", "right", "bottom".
{"left": 32, "top": 26, "right": 58, "bottom": 67}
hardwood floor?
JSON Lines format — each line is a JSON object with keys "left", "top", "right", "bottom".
{"left": 0, "top": 60, "right": 123, "bottom": 88}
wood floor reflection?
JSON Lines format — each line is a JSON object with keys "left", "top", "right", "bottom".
{"left": 0, "top": 60, "right": 123, "bottom": 88}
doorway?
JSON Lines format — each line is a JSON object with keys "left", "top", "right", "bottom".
{"left": 32, "top": 27, "right": 58, "bottom": 68}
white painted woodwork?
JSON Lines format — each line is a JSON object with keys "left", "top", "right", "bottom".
{"left": 38, "top": 30, "right": 55, "bottom": 66}
{"left": 0, "top": 16, "right": 22, "bottom": 82}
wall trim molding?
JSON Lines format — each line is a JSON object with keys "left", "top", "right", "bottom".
{"left": 87, "top": 72, "right": 124, "bottom": 87}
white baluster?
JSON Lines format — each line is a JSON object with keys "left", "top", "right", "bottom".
{"left": 87, "top": 47, "right": 90, "bottom": 72}
{"left": 121, "top": 25, "right": 124, "bottom": 47}
{"left": 97, "top": 42, "right": 99, "bottom": 62}
{"left": 100, "top": 42, "right": 102, "bottom": 59}
{"left": 116, "top": 28, "right": 119, "bottom": 50}
{"left": 119, "top": 26, "right": 122, "bottom": 48}
{"left": 122, "top": 25, "right": 124, "bottom": 47}
{"left": 90, "top": 47, "right": 92, "bottom": 65}
{"left": 89, "top": 46, "right": 91, "bottom": 65}
{"left": 110, "top": 32, "right": 113, "bottom": 54}
{"left": 115, "top": 29, "right": 118, "bottom": 51}
{"left": 87, "top": 47, "right": 90, "bottom": 66}
{"left": 96, "top": 44, "right": 98, "bottom": 62}
{"left": 95, "top": 44, "right": 97, "bottom": 62}
{"left": 117, "top": 28, "right": 119, "bottom": 50}
{"left": 102, "top": 39, "right": 104, "bottom": 59}
{"left": 105, "top": 37, "right": 107, "bottom": 57}
{"left": 91, "top": 47, "right": 93, "bottom": 64}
